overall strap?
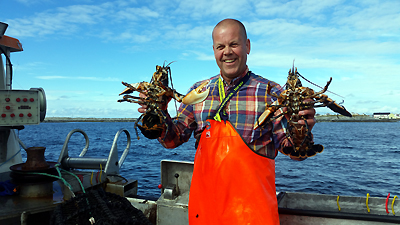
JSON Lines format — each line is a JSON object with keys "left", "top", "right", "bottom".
{"left": 213, "top": 71, "right": 251, "bottom": 122}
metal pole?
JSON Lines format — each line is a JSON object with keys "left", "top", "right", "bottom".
{"left": 0, "top": 53, "right": 5, "bottom": 90}
{"left": 0, "top": 52, "right": 7, "bottom": 163}
{"left": 5, "top": 48, "right": 11, "bottom": 90}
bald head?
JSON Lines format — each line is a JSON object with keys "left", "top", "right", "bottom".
{"left": 212, "top": 19, "right": 247, "bottom": 42}
{"left": 212, "top": 18, "right": 250, "bottom": 83}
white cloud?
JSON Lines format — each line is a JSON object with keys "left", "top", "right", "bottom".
{"left": 6, "top": 3, "right": 112, "bottom": 37}
{"left": 114, "top": 7, "right": 159, "bottom": 21}
{"left": 173, "top": 0, "right": 251, "bottom": 19}
{"left": 113, "top": 31, "right": 154, "bottom": 43}
{"left": 14, "top": 0, "right": 51, "bottom": 6}
{"left": 254, "top": 0, "right": 344, "bottom": 21}
{"left": 333, "top": 1, "right": 400, "bottom": 32}
{"left": 36, "top": 76, "right": 120, "bottom": 81}
{"left": 185, "top": 51, "right": 214, "bottom": 61}
{"left": 164, "top": 24, "right": 213, "bottom": 42}
{"left": 36, "top": 76, "right": 68, "bottom": 80}
{"left": 47, "top": 98, "right": 140, "bottom": 118}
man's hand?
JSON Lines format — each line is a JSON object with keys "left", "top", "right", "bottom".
{"left": 137, "top": 92, "right": 170, "bottom": 114}
{"left": 138, "top": 92, "right": 148, "bottom": 113}
{"left": 297, "top": 99, "right": 316, "bottom": 131}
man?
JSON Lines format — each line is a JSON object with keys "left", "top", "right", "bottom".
{"left": 139, "top": 19, "right": 316, "bottom": 224}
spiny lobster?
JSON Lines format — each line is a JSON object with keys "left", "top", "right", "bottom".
{"left": 254, "top": 64, "right": 351, "bottom": 159}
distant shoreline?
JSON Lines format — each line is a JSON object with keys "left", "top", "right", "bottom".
{"left": 315, "top": 115, "right": 400, "bottom": 122}
{"left": 43, "top": 116, "right": 399, "bottom": 123}
{"left": 316, "top": 118, "right": 400, "bottom": 122}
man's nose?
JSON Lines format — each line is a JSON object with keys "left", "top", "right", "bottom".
{"left": 223, "top": 47, "right": 233, "bottom": 55}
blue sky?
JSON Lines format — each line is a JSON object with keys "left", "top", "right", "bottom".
{"left": 2, "top": 0, "right": 399, "bottom": 118}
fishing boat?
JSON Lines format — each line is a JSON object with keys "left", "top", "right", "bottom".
{"left": 1, "top": 22, "right": 399, "bottom": 225}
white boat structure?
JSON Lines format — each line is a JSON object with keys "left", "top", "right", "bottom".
{"left": 1, "top": 22, "right": 399, "bottom": 225}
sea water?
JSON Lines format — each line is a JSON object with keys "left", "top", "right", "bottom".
{"left": 14, "top": 121, "right": 400, "bottom": 199}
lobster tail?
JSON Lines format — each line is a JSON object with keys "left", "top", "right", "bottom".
{"left": 282, "top": 144, "right": 324, "bottom": 159}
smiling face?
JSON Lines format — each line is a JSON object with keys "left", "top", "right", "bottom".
{"left": 212, "top": 20, "right": 250, "bottom": 83}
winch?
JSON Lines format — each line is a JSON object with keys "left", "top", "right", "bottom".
{"left": 10, "top": 147, "right": 58, "bottom": 197}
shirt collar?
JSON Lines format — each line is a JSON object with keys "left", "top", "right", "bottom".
{"left": 219, "top": 66, "right": 249, "bottom": 87}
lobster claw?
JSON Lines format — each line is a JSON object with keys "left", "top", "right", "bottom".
{"left": 327, "top": 102, "right": 352, "bottom": 117}
{"left": 181, "top": 80, "right": 210, "bottom": 105}
{"left": 119, "top": 83, "right": 136, "bottom": 95}
{"left": 315, "top": 94, "right": 352, "bottom": 117}
{"left": 119, "top": 82, "right": 145, "bottom": 95}
{"left": 254, "top": 82, "right": 281, "bottom": 130}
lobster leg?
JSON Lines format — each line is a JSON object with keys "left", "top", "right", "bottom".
{"left": 253, "top": 81, "right": 286, "bottom": 130}
{"left": 118, "top": 95, "right": 164, "bottom": 104}
{"left": 266, "top": 81, "right": 280, "bottom": 99}
{"left": 253, "top": 100, "right": 284, "bottom": 130}
{"left": 307, "top": 77, "right": 332, "bottom": 98}
{"left": 134, "top": 113, "right": 146, "bottom": 140}
{"left": 301, "top": 119, "right": 324, "bottom": 157}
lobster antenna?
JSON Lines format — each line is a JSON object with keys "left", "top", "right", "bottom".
{"left": 166, "top": 61, "right": 176, "bottom": 90}
{"left": 297, "top": 71, "right": 345, "bottom": 99}
{"left": 292, "top": 59, "right": 295, "bottom": 75}
{"left": 167, "top": 66, "right": 178, "bottom": 113}
{"left": 166, "top": 62, "right": 180, "bottom": 113}
{"left": 165, "top": 60, "right": 176, "bottom": 68}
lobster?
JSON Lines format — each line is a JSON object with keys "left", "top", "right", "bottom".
{"left": 118, "top": 62, "right": 209, "bottom": 139}
{"left": 254, "top": 64, "right": 351, "bottom": 159}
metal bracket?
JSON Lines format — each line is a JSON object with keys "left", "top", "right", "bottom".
{"left": 164, "top": 184, "right": 177, "bottom": 200}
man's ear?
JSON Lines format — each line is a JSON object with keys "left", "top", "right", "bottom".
{"left": 246, "top": 39, "right": 250, "bottom": 54}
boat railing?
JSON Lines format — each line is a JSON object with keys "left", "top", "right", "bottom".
{"left": 57, "top": 128, "right": 131, "bottom": 175}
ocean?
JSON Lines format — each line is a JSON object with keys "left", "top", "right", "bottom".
{"left": 16, "top": 121, "right": 400, "bottom": 199}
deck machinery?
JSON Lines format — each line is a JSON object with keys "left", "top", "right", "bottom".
{"left": 0, "top": 22, "right": 137, "bottom": 224}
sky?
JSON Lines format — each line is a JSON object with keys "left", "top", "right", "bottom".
{"left": 1, "top": 0, "right": 399, "bottom": 118}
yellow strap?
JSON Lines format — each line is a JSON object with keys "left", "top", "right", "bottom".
{"left": 337, "top": 195, "right": 341, "bottom": 211}
{"left": 366, "top": 193, "right": 370, "bottom": 213}
{"left": 217, "top": 77, "right": 226, "bottom": 102}
{"left": 213, "top": 72, "right": 249, "bottom": 122}
{"left": 214, "top": 113, "right": 222, "bottom": 122}
{"left": 214, "top": 77, "right": 225, "bottom": 122}
{"left": 392, "top": 195, "right": 398, "bottom": 215}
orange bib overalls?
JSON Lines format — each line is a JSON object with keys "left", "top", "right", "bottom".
{"left": 188, "top": 119, "right": 279, "bottom": 225}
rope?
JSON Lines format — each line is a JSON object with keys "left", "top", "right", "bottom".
{"left": 337, "top": 195, "right": 341, "bottom": 211}
{"left": 58, "top": 166, "right": 86, "bottom": 194}
{"left": 0, "top": 149, "right": 21, "bottom": 168}
{"left": 12, "top": 164, "right": 86, "bottom": 197}
{"left": 386, "top": 193, "right": 390, "bottom": 214}
{"left": 392, "top": 195, "right": 398, "bottom": 215}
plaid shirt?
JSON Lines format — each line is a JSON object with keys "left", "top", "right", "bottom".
{"left": 158, "top": 70, "right": 291, "bottom": 159}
